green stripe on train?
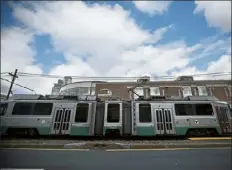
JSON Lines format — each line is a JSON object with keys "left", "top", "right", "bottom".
{"left": 136, "top": 127, "right": 155, "bottom": 136}
{"left": 37, "top": 127, "right": 51, "bottom": 135}
{"left": 175, "top": 127, "right": 189, "bottom": 135}
{"left": 175, "top": 126, "right": 221, "bottom": 135}
{"left": 70, "top": 127, "right": 89, "bottom": 136}
{"left": 0, "top": 126, "right": 52, "bottom": 135}
{"left": 136, "top": 126, "right": 221, "bottom": 136}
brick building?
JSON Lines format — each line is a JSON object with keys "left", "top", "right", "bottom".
{"left": 95, "top": 76, "right": 231, "bottom": 105}
{"left": 54, "top": 76, "right": 231, "bottom": 106}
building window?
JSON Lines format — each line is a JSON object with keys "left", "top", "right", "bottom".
{"left": 107, "top": 104, "right": 120, "bottom": 123}
{"left": 61, "top": 87, "right": 93, "bottom": 96}
{"left": 90, "top": 87, "right": 95, "bottom": 95}
{"left": 178, "top": 89, "right": 182, "bottom": 97}
{"left": 209, "top": 88, "right": 213, "bottom": 96}
{"left": 193, "top": 88, "right": 198, "bottom": 96}
{"left": 162, "top": 89, "right": 165, "bottom": 96}
{"left": 134, "top": 87, "right": 143, "bottom": 99}
{"left": 197, "top": 86, "right": 208, "bottom": 96}
{"left": 182, "top": 86, "right": 192, "bottom": 97}
{"left": 80, "top": 87, "right": 90, "bottom": 95}
{"left": 150, "top": 87, "right": 160, "bottom": 96}
{"left": 75, "top": 103, "right": 89, "bottom": 123}
{"left": 139, "top": 104, "right": 151, "bottom": 122}
{"left": 224, "top": 88, "right": 228, "bottom": 96}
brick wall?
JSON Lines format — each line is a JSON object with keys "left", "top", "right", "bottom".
{"left": 95, "top": 80, "right": 231, "bottom": 103}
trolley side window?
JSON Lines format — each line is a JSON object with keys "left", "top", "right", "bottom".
{"left": 194, "top": 104, "right": 213, "bottom": 116}
{"left": 139, "top": 104, "right": 151, "bottom": 123}
{"left": 12, "top": 103, "right": 34, "bottom": 115}
{"left": 34, "top": 103, "right": 53, "bottom": 115}
{"left": 175, "top": 104, "right": 194, "bottom": 116}
{"left": 0, "top": 103, "right": 8, "bottom": 116}
{"left": 75, "top": 103, "right": 89, "bottom": 123}
{"left": 107, "top": 104, "right": 120, "bottom": 123}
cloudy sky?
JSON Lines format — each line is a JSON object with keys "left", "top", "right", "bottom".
{"left": 1, "top": 1, "right": 231, "bottom": 95}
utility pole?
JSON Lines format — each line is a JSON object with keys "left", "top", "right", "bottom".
{"left": 6, "top": 69, "right": 18, "bottom": 100}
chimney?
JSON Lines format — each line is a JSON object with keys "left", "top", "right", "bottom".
{"left": 64, "top": 76, "right": 72, "bottom": 85}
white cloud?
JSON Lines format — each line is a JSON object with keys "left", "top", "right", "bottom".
{"left": 190, "top": 35, "right": 230, "bottom": 61}
{"left": 1, "top": 1, "right": 231, "bottom": 96}
{"left": 207, "top": 55, "right": 231, "bottom": 73}
{"left": 171, "top": 55, "right": 231, "bottom": 80}
{"left": 12, "top": 2, "right": 155, "bottom": 56}
{"left": 133, "top": 1, "right": 172, "bottom": 16}
{"left": 10, "top": 1, "right": 173, "bottom": 74}
{"left": 1, "top": 27, "right": 40, "bottom": 72}
{"left": 0, "top": 27, "right": 47, "bottom": 95}
{"left": 107, "top": 42, "right": 192, "bottom": 77}
{"left": 49, "top": 53, "right": 97, "bottom": 77}
{"left": 194, "top": 1, "right": 231, "bottom": 32}
{"left": 147, "top": 24, "right": 173, "bottom": 44}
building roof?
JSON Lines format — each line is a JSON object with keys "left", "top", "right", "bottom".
{"left": 95, "top": 79, "right": 231, "bottom": 86}
{"left": 60, "top": 81, "right": 107, "bottom": 92}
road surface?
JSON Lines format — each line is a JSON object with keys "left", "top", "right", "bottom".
{"left": 0, "top": 148, "right": 231, "bottom": 170}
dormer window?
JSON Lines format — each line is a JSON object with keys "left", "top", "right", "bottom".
{"left": 182, "top": 86, "right": 192, "bottom": 97}
{"left": 133, "top": 87, "right": 143, "bottom": 99}
{"left": 197, "top": 86, "right": 208, "bottom": 96}
{"left": 150, "top": 87, "right": 160, "bottom": 96}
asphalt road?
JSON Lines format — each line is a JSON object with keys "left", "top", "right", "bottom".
{"left": 0, "top": 148, "right": 231, "bottom": 170}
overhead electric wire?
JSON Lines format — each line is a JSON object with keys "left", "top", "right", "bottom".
{"left": 0, "top": 77, "right": 36, "bottom": 93}
{"left": 0, "top": 72, "right": 10, "bottom": 75}
{"left": 1, "top": 71, "right": 231, "bottom": 82}
{"left": 12, "top": 71, "right": 232, "bottom": 80}
{"left": 194, "top": 74, "right": 231, "bottom": 77}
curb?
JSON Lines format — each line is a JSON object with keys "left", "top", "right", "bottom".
{"left": 130, "top": 143, "right": 231, "bottom": 149}
{"left": 0, "top": 144, "right": 65, "bottom": 149}
{"left": 0, "top": 143, "right": 231, "bottom": 150}
{"left": 188, "top": 137, "right": 232, "bottom": 141}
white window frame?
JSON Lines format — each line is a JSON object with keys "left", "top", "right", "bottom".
{"left": 134, "top": 87, "right": 144, "bottom": 99}
{"left": 178, "top": 89, "right": 182, "bottom": 97}
{"left": 193, "top": 88, "right": 198, "bottom": 96}
{"left": 150, "top": 87, "right": 160, "bottom": 96}
{"left": 209, "top": 88, "right": 213, "bottom": 96}
{"left": 197, "top": 86, "right": 208, "bottom": 96}
{"left": 224, "top": 88, "right": 228, "bottom": 96}
{"left": 182, "top": 86, "right": 192, "bottom": 97}
{"left": 162, "top": 89, "right": 165, "bottom": 96}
